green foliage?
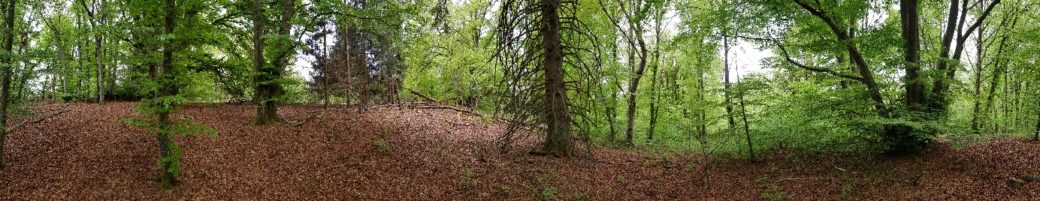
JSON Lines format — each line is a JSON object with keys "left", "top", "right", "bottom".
{"left": 279, "top": 74, "right": 312, "bottom": 104}
{"left": 496, "top": 185, "right": 511, "bottom": 196}
{"left": 373, "top": 138, "right": 390, "bottom": 154}
{"left": 459, "top": 169, "right": 476, "bottom": 187}
{"left": 533, "top": 186, "right": 557, "bottom": 201}
{"left": 571, "top": 192, "right": 588, "bottom": 201}
{"left": 839, "top": 184, "right": 856, "bottom": 198}
{"left": 760, "top": 186, "right": 788, "bottom": 201}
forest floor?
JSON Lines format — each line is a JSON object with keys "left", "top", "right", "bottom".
{"left": 1, "top": 102, "right": 1039, "bottom": 200}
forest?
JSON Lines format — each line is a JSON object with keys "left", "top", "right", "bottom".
{"left": 1, "top": 0, "right": 1039, "bottom": 199}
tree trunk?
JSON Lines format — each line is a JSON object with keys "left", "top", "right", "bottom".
{"left": 647, "top": 11, "right": 663, "bottom": 143}
{"left": 981, "top": 14, "right": 1016, "bottom": 132}
{"left": 156, "top": 0, "right": 178, "bottom": 189}
{"left": 794, "top": 0, "right": 916, "bottom": 153}
{"left": 736, "top": 75, "right": 754, "bottom": 161}
{"left": 252, "top": 0, "right": 289, "bottom": 125}
{"left": 0, "top": 0, "right": 17, "bottom": 170}
{"left": 697, "top": 64, "right": 707, "bottom": 145}
{"left": 14, "top": 32, "right": 30, "bottom": 102}
{"left": 901, "top": 0, "right": 924, "bottom": 109}
{"left": 1034, "top": 99, "right": 1039, "bottom": 141}
{"left": 95, "top": 24, "right": 104, "bottom": 103}
{"left": 971, "top": 36, "right": 984, "bottom": 133}
{"left": 321, "top": 25, "right": 330, "bottom": 109}
{"left": 623, "top": 35, "right": 647, "bottom": 146}
{"left": 933, "top": 0, "right": 1001, "bottom": 113}
{"left": 540, "top": 0, "right": 571, "bottom": 157}
{"left": 723, "top": 34, "right": 735, "bottom": 131}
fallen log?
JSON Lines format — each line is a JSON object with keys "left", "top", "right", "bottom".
{"left": 405, "top": 87, "right": 440, "bottom": 103}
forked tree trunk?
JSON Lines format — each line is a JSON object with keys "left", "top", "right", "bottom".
{"left": 540, "top": 0, "right": 571, "bottom": 157}
{"left": 932, "top": 0, "right": 1001, "bottom": 114}
{"left": 252, "top": 0, "right": 293, "bottom": 125}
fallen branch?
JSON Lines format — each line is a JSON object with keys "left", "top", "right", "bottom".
{"left": 404, "top": 87, "right": 439, "bottom": 103}
{"left": 8, "top": 109, "right": 70, "bottom": 133}
{"left": 289, "top": 112, "right": 322, "bottom": 126}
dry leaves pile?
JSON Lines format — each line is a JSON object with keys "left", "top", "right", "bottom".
{"left": 0, "top": 102, "right": 1038, "bottom": 200}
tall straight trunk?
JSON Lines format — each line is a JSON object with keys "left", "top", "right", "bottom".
{"left": 605, "top": 43, "right": 619, "bottom": 142}
{"left": 697, "top": 65, "right": 707, "bottom": 145}
{"left": 901, "top": 0, "right": 924, "bottom": 109}
{"left": 156, "top": 0, "right": 178, "bottom": 189}
{"left": 540, "top": 0, "right": 571, "bottom": 157}
{"left": 722, "top": 34, "right": 735, "bottom": 131}
{"left": 736, "top": 74, "right": 754, "bottom": 161}
{"left": 321, "top": 26, "right": 329, "bottom": 109}
{"left": 646, "top": 54, "right": 659, "bottom": 142}
{"left": 14, "top": 33, "right": 30, "bottom": 102}
{"left": 970, "top": 26, "right": 985, "bottom": 133}
{"left": 1002, "top": 70, "right": 1010, "bottom": 131}
{"left": 982, "top": 44, "right": 1007, "bottom": 133}
{"left": 77, "top": 15, "right": 86, "bottom": 99}
{"left": 95, "top": 22, "right": 104, "bottom": 103}
{"left": 1012, "top": 81, "right": 1021, "bottom": 129}
{"left": 605, "top": 87, "right": 618, "bottom": 141}
{"left": 343, "top": 29, "right": 353, "bottom": 105}
{"left": 980, "top": 10, "right": 1018, "bottom": 133}
{"left": 1034, "top": 99, "right": 1039, "bottom": 141}
{"left": 358, "top": 33, "right": 369, "bottom": 108}
{"left": 81, "top": 0, "right": 104, "bottom": 103}
{"left": 647, "top": 12, "right": 663, "bottom": 143}
{"left": 0, "top": 0, "right": 17, "bottom": 170}
{"left": 623, "top": 32, "right": 647, "bottom": 146}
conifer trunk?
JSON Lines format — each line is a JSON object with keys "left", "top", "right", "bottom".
{"left": 540, "top": 0, "right": 571, "bottom": 157}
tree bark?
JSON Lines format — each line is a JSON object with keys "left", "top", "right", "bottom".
{"left": 647, "top": 12, "right": 662, "bottom": 143}
{"left": 1034, "top": 99, "right": 1039, "bottom": 141}
{"left": 970, "top": 25, "right": 985, "bottom": 133}
{"left": 901, "top": 0, "right": 924, "bottom": 109}
{"left": 252, "top": 0, "right": 292, "bottom": 125}
{"left": 540, "top": 0, "right": 571, "bottom": 157}
{"left": 736, "top": 74, "right": 754, "bottom": 161}
{"left": 157, "top": 0, "right": 177, "bottom": 189}
{"left": 80, "top": 0, "right": 104, "bottom": 103}
{"left": 723, "top": 33, "right": 736, "bottom": 133}
{"left": 0, "top": 0, "right": 17, "bottom": 170}
{"left": 697, "top": 61, "right": 707, "bottom": 145}
{"left": 623, "top": 32, "right": 647, "bottom": 146}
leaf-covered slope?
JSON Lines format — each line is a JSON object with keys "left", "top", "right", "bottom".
{"left": 0, "top": 102, "right": 1038, "bottom": 200}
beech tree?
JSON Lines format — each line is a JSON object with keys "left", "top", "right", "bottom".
{"left": 251, "top": 0, "right": 297, "bottom": 125}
